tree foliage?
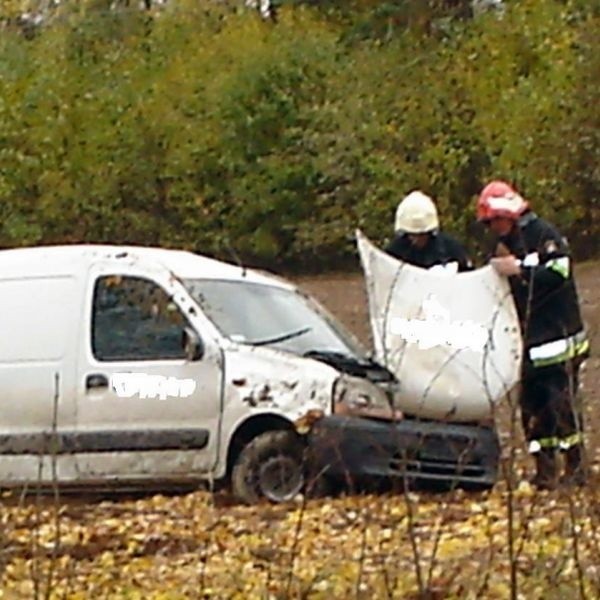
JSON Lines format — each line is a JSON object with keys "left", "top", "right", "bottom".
{"left": 0, "top": 0, "right": 598, "bottom": 267}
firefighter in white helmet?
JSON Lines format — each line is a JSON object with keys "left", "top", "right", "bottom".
{"left": 385, "top": 190, "right": 473, "bottom": 272}
{"left": 477, "top": 180, "right": 590, "bottom": 489}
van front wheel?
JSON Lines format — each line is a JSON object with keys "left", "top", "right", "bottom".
{"left": 231, "top": 431, "right": 305, "bottom": 504}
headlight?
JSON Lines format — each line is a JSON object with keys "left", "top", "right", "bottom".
{"left": 333, "top": 375, "right": 402, "bottom": 421}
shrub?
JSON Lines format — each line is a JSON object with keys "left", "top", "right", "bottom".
{"left": 0, "top": 0, "right": 597, "bottom": 265}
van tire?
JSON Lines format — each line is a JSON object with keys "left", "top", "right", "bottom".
{"left": 231, "top": 431, "right": 306, "bottom": 505}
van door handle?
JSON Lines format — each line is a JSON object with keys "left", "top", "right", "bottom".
{"left": 86, "top": 374, "right": 109, "bottom": 390}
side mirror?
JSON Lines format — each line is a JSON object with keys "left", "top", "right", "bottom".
{"left": 182, "top": 327, "right": 204, "bottom": 361}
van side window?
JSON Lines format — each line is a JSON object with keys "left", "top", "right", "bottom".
{"left": 92, "top": 276, "right": 188, "bottom": 361}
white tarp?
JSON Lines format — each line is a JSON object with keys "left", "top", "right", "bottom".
{"left": 357, "top": 230, "right": 522, "bottom": 422}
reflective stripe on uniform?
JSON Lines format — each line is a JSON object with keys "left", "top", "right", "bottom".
{"left": 528, "top": 432, "right": 584, "bottom": 454}
{"left": 529, "top": 331, "right": 589, "bottom": 367}
{"left": 546, "top": 256, "right": 570, "bottom": 279}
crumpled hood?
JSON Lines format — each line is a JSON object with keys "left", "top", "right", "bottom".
{"left": 357, "top": 229, "right": 523, "bottom": 422}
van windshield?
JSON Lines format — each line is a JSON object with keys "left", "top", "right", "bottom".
{"left": 183, "top": 279, "right": 366, "bottom": 359}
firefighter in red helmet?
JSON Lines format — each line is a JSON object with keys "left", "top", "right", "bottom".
{"left": 477, "top": 180, "right": 590, "bottom": 489}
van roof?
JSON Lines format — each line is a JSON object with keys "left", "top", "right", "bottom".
{"left": 0, "top": 244, "right": 292, "bottom": 289}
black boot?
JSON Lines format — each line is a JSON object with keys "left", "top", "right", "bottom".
{"left": 530, "top": 449, "right": 558, "bottom": 490}
{"left": 560, "top": 445, "right": 587, "bottom": 488}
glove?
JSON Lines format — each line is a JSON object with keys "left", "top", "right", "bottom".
{"left": 490, "top": 256, "right": 522, "bottom": 277}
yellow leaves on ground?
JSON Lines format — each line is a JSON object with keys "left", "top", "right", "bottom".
{"left": 2, "top": 486, "right": 600, "bottom": 599}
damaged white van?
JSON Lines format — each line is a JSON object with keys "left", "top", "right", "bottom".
{"left": 0, "top": 244, "right": 500, "bottom": 503}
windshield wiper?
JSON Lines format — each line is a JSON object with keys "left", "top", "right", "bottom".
{"left": 304, "top": 350, "right": 368, "bottom": 365}
{"left": 245, "top": 326, "right": 312, "bottom": 347}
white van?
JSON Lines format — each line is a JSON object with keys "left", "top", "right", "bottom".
{"left": 0, "top": 244, "right": 499, "bottom": 503}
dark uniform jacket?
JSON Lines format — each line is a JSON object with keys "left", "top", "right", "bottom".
{"left": 495, "top": 211, "right": 589, "bottom": 367}
{"left": 385, "top": 231, "right": 473, "bottom": 273}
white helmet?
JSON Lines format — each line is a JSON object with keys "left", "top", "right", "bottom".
{"left": 394, "top": 191, "right": 439, "bottom": 234}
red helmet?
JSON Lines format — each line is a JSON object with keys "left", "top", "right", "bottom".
{"left": 477, "top": 180, "right": 529, "bottom": 221}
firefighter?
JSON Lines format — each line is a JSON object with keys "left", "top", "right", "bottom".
{"left": 386, "top": 190, "right": 473, "bottom": 272}
{"left": 476, "top": 180, "right": 590, "bottom": 489}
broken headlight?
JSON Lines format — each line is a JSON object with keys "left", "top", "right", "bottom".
{"left": 333, "top": 375, "right": 402, "bottom": 421}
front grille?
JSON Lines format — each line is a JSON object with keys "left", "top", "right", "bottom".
{"left": 389, "top": 435, "right": 484, "bottom": 477}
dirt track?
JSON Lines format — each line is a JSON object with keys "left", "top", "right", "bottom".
{"left": 294, "top": 260, "right": 600, "bottom": 476}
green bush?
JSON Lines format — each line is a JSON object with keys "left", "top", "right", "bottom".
{"left": 0, "top": 0, "right": 598, "bottom": 266}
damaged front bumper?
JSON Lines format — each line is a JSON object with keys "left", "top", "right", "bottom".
{"left": 307, "top": 415, "right": 500, "bottom": 488}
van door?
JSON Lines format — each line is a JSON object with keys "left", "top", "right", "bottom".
{"left": 74, "top": 265, "right": 223, "bottom": 483}
{"left": 0, "top": 273, "right": 79, "bottom": 484}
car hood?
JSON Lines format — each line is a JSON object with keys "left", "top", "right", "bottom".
{"left": 357, "top": 229, "right": 522, "bottom": 422}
